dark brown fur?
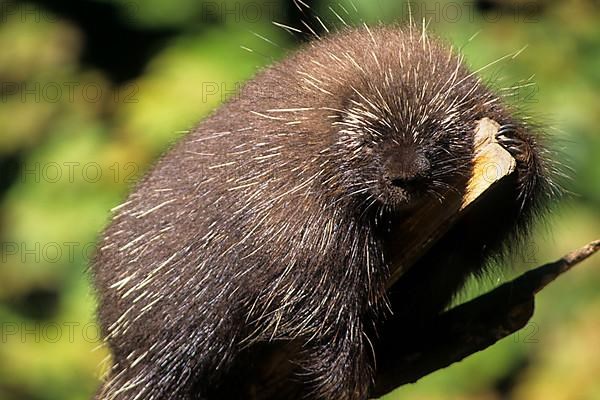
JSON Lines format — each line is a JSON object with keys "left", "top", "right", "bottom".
{"left": 92, "top": 26, "right": 556, "bottom": 399}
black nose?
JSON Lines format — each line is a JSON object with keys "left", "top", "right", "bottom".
{"left": 384, "top": 148, "right": 430, "bottom": 187}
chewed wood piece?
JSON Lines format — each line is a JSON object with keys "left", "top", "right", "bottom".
{"left": 387, "top": 118, "right": 517, "bottom": 287}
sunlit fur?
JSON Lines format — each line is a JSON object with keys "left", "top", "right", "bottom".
{"left": 92, "top": 25, "right": 559, "bottom": 400}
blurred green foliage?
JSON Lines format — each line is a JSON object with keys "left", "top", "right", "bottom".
{"left": 0, "top": 0, "right": 598, "bottom": 399}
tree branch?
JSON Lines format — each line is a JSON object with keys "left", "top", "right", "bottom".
{"left": 371, "top": 239, "right": 600, "bottom": 398}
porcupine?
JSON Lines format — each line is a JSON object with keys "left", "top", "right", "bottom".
{"left": 92, "top": 25, "right": 559, "bottom": 399}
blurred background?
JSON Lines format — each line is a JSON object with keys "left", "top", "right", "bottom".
{"left": 0, "top": 0, "right": 599, "bottom": 399}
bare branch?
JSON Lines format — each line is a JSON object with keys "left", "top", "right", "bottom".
{"left": 371, "top": 239, "right": 600, "bottom": 398}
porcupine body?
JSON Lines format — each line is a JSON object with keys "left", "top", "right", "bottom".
{"left": 92, "top": 26, "right": 556, "bottom": 399}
